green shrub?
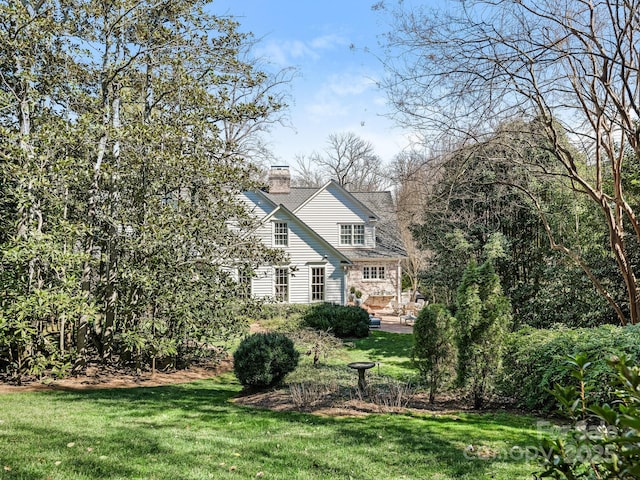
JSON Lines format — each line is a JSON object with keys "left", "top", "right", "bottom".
{"left": 302, "top": 303, "right": 370, "bottom": 338}
{"left": 499, "top": 324, "right": 640, "bottom": 412}
{"left": 536, "top": 355, "right": 640, "bottom": 479}
{"left": 233, "top": 332, "right": 299, "bottom": 388}
{"left": 413, "top": 303, "right": 456, "bottom": 403}
{"left": 455, "top": 259, "right": 511, "bottom": 409}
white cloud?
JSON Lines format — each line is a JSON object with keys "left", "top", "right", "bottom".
{"left": 301, "top": 73, "right": 377, "bottom": 123}
{"left": 255, "top": 34, "right": 348, "bottom": 67}
{"left": 306, "top": 100, "right": 349, "bottom": 119}
{"left": 309, "top": 34, "right": 349, "bottom": 50}
{"left": 256, "top": 40, "right": 317, "bottom": 65}
{"left": 326, "top": 73, "right": 376, "bottom": 96}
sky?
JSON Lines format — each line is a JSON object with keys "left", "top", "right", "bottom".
{"left": 212, "top": 0, "right": 415, "bottom": 170}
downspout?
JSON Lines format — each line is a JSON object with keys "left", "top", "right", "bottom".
{"left": 396, "top": 260, "right": 402, "bottom": 304}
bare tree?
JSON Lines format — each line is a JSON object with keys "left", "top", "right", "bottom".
{"left": 292, "top": 153, "right": 325, "bottom": 187}
{"left": 217, "top": 39, "right": 296, "bottom": 178}
{"left": 380, "top": 0, "right": 640, "bottom": 325}
{"left": 391, "top": 150, "right": 434, "bottom": 297}
{"left": 308, "top": 132, "right": 391, "bottom": 192}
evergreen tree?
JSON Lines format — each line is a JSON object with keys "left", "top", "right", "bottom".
{"left": 455, "top": 256, "right": 511, "bottom": 409}
{"left": 0, "top": 0, "right": 288, "bottom": 380}
{"left": 413, "top": 303, "right": 456, "bottom": 403}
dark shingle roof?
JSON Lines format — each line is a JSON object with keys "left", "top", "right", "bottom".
{"left": 263, "top": 188, "right": 316, "bottom": 211}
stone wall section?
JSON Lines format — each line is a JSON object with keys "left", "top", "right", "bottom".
{"left": 347, "top": 261, "right": 400, "bottom": 307}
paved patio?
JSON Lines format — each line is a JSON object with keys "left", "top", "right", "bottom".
{"left": 374, "top": 314, "right": 414, "bottom": 334}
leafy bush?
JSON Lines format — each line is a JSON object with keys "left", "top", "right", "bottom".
{"left": 233, "top": 332, "right": 299, "bottom": 388}
{"left": 413, "top": 303, "right": 456, "bottom": 403}
{"left": 249, "top": 303, "right": 310, "bottom": 331}
{"left": 536, "top": 355, "right": 640, "bottom": 479}
{"left": 302, "top": 303, "right": 370, "bottom": 338}
{"left": 499, "top": 324, "right": 640, "bottom": 411}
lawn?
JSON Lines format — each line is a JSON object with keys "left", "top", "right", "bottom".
{"left": 342, "top": 330, "right": 417, "bottom": 379}
{"left": 0, "top": 372, "right": 545, "bottom": 480}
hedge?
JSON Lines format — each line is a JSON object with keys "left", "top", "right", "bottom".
{"left": 498, "top": 324, "right": 640, "bottom": 412}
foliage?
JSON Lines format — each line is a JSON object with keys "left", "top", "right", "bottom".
{"left": 0, "top": 0, "right": 287, "bottom": 379}
{"left": 499, "top": 325, "right": 640, "bottom": 412}
{"left": 302, "top": 303, "right": 370, "bottom": 338}
{"left": 413, "top": 303, "right": 456, "bottom": 403}
{"left": 535, "top": 355, "right": 640, "bottom": 479}
{"left": 455, "top": 259, "right": 512, "bottom": 408}
{"left": 408, "top": 121, "right": 616, "bottom": 328}
{"left": 286, "top": 328, "right": 343, "bottom": 366}
{"left": 380, "top": 0, "right": 640, "bottom": 325}
{"left": 233, "top": 332, "right": 299, "bottom": 388}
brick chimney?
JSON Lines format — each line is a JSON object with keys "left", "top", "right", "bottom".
{"left": 268, "top": 165, "right": 290, "bottom": 194}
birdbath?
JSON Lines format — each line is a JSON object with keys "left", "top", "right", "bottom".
{"left": 347, "top": 361, "right": 376, "bottom": 393}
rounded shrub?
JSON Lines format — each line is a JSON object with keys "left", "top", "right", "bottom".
{"left": 302, "top": 303, "right": 370, "bottom": 338}
{"left": 233, "top": 332, "right": 299, "bottom": 388}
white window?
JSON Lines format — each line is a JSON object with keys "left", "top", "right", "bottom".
{"left": 274, "top": 222, "right": 288, "bottom": 246}
{"left": 238, "top": 269, "right": 252, "bottom": 299}
{"left": 311, "top": 267, "right": 325, "bottom": 301}
{"left": 340, "top": 224, "right": 365, "bottom": 246}
{"left": 363, "top": 266, "right": 386, "bottom": 280}
{"left": 275, "top": 267, "right": 289, "bottom": 302}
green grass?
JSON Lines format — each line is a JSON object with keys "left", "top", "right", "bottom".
{"left": 287, "top": 330, "right": 416, "bottom": 385}
{"left": 0, "top": 373, "right": 544, "bottom": 480}
{"left": 339, "top": 331, "right": 417, "bottom": 379}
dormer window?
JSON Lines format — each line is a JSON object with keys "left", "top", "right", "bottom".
{"left": 274, "top": 222, "right": 288, "bottom": 246}
{"left": 340, "top": 224, "right": 365, "bottom": 246}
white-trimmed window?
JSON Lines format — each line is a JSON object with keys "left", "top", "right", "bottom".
{"left": 274, "top": 267, "right": 289, "bottom": 302}
{"left": 363, "top": 266, "right": 386, "bottom": 280}
{"left": 339, "top": 224, "right": 365, "bottom": 246}
{"left": 311, "top": 267, "right": 325, "bottom": 301}
{"left": 274, "top": 222, "right": 288, "bottom": 246}
{"left": 238, "top": 269, "right": 252, "bottom": 299}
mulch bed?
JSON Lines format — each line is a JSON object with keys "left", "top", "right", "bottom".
{"left": 0, "top": 359, "right": 232, "bottom": 394}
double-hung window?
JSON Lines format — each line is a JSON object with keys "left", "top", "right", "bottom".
{"left": 274, "top": 222, "right": 288, "bottom": 246}
{"left": 339, "top": 224, "right": 365, "bottom": 246}
{"left": 311, "top": 267, "right": 325, "bottom": 302}
{"left": 238, "top": 268, "right": 252, "bottom": 299}
{"left": 274, "top": 267, "right": 289, "bottom": 302}
{"left": 363, "top": 266, "right": 386, "bottom": 280}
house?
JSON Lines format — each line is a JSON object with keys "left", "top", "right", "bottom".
{"left": 240, "top": 166, "right": 407, "bottom": 309}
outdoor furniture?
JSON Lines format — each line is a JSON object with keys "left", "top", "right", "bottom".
{"left": 347, "top": 361, "right": 376, "bottom": 392}
{"left": 390, "top": 299, "right": 402, "bottom": 316}
{"left": 368, "top": 314, "right": 381, "bottom": 328}
{"left": 364, "top": 294, "right": 394, "bottom": 311}
{"left": 397, "top": 302, "right": 419, "bottom": 325}
{"left": 400, "top": 313, "right": 417, "bottom": 325}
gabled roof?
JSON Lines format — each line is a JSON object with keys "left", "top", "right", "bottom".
{"left": 291, "top": 180, "right": 379, "bottom": 220}
{"left": 249, "top": 179, "right": 407, "bottom": 261}
{"left": 261, "top": 204, "right": 352, "bottom": 264}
